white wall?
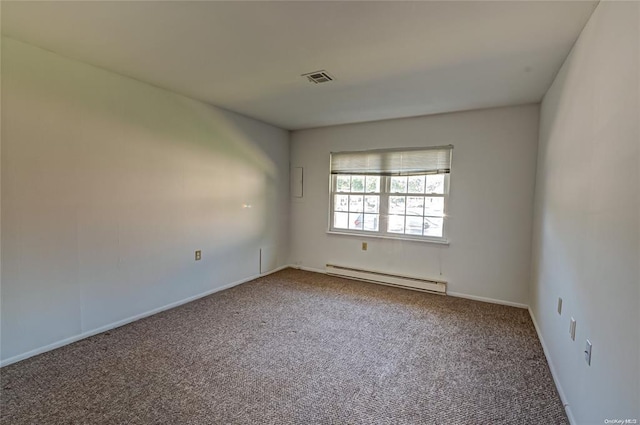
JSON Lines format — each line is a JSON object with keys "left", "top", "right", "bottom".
{"left": 290, "top": 105, "right": 540, "bottom": 306}
{"left": 0, "top": 37, "right": 290, "bottom": 364}
{"left": 530, "top": 2, "right": 639, "bottom": 423}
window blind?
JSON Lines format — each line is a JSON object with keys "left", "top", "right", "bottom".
{"left": 330, "top": 145, "right": 453, "bottom": 176}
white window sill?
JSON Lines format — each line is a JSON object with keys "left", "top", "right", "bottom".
{"left": 326, "top": 230, "right": 450, "bottom": 245}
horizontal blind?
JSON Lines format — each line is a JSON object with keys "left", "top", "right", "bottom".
{"left": 330, "top": 145, "right": 452, "bottom": 175}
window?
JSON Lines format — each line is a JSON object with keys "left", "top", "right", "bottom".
{"left": 329, "top": 146, "right": 452, "bottom": 242}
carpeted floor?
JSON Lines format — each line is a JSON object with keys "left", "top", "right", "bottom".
{"left": 0, "top": 269, "right": 567, "bottom": 424}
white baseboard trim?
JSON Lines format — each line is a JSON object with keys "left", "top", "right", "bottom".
{"left": 0, "top": 265, "right": 530, "bottom": 368}
{"left": 0, "top": 265, "right": 289, "bottom": 368}
{"left": 528, "top": 307, "right": 575, "bottom": 425}
{"left": 289, "top": 265, "right": 326, "bottom": 274}
{"left": 290, "top": 265, "right": 529, "bottom": 309}
{"left": 447, "top": 291, "right": 528, "bottom": 309}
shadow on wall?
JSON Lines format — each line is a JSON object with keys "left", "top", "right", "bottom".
{"left": 0, "top": 37, "right": 283, "bottom": 361}
{"left": 3, "top": 35, "right": 279, "bottom": 249}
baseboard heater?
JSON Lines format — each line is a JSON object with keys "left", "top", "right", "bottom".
{"left": 325, "top": 264, "right": 447, "bottom": 295}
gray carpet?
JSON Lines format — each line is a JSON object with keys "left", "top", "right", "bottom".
{"left": 0, "top": 269, "right": 567, "bottom": 424}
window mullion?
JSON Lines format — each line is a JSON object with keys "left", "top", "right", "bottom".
{"left": 379, "top": 175, "right": 390, "bottom": 236}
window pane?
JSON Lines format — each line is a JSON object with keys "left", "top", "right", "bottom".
{"left": 406, "top": 216, "right": 423, "bottom": 235}
{"left": 390, "top": 176, "right": 407, "bottom": 193}
{"left": 388, "top": 215, "right": 405, "bottom": 233}
{"left": 332, "top": 154, "right": 448, "bottom": 240}
{"left": 408, "top": 175, "right": 425, "bottom": 194}
{"left": 363, "top": 214, "right": 379, "bottom": 231}
{"left": 424, "top": 217, "right": 444, "bottom": 237}
{"left": 349, "top": 195, "right": 363, "bottom": 212}
{"left": 334, "top": 212, "right": 348, "bottom": 229}
{"left": 426, "top": 174, "right": 445, "bottom": 194}
{"left": 365, "top": 176, "right": 380, "bottom": 193}
{"left": 334, "top": 195, "right": 349, "bottom": 212}
{"left": 337, "top": 175, "right": 351, "bottom": 192}
{"left": 406, "top": 196, "right": 424, "bottom": 216}
{"left": 349, "top": 213, "right": 364, "bottom": 230}
{"left": 364, "top": 195, "right": 379, "bottom": 213}
{"left": 389, "top": 196, "right": 405, "bottom": 215}
{"left": 424, "top": 197, "right": 444, "bottom": 216}
{"left": 351, "top": 175, "right": 365, "bottom": 192}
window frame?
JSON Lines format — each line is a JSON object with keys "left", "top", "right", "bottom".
{"left": 328, "top": 173, "right": 450, "bottom": 244}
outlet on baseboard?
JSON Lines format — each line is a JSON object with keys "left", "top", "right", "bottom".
{"left": 557, "top": 297, "right": 563, "bottom": 315}
{"left": 195, "top": 250, "right": 202, "bottom": 261}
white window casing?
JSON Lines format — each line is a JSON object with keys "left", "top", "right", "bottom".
{"left": 328, "top": 145, "right": 452, "bottom": 243}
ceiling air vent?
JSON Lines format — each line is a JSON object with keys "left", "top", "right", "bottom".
{"left": 302, "top": 70, "right": 334, "bottom": 84}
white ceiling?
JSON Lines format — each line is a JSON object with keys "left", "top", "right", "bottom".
{"left": 2, "top": 1, "right": 597, "bottom": 130}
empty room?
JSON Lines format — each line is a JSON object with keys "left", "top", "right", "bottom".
{"left": 0, "top": 1, "right": 638, "bottom": 424}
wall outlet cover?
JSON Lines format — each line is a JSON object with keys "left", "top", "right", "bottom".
{"left": 570, "top": 317, "right": 576, "bottom": 340}
{"left": 557, "top": 297, "right": 562, "bottom": 315}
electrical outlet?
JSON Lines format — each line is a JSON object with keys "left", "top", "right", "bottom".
{"left": 195, "top": 250, "right": 202, "bottom": 261}
{"left": 362, "top": 242, "right": 368, "bottom": 251}
{"left": 569, "top": 317, "right": 576, "bottom": 341}
{"left": 584, "top": 339, "right": 592, "bottom": 365}
{"left": 557, "top": 297, "right": 563, "bottom": 315}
